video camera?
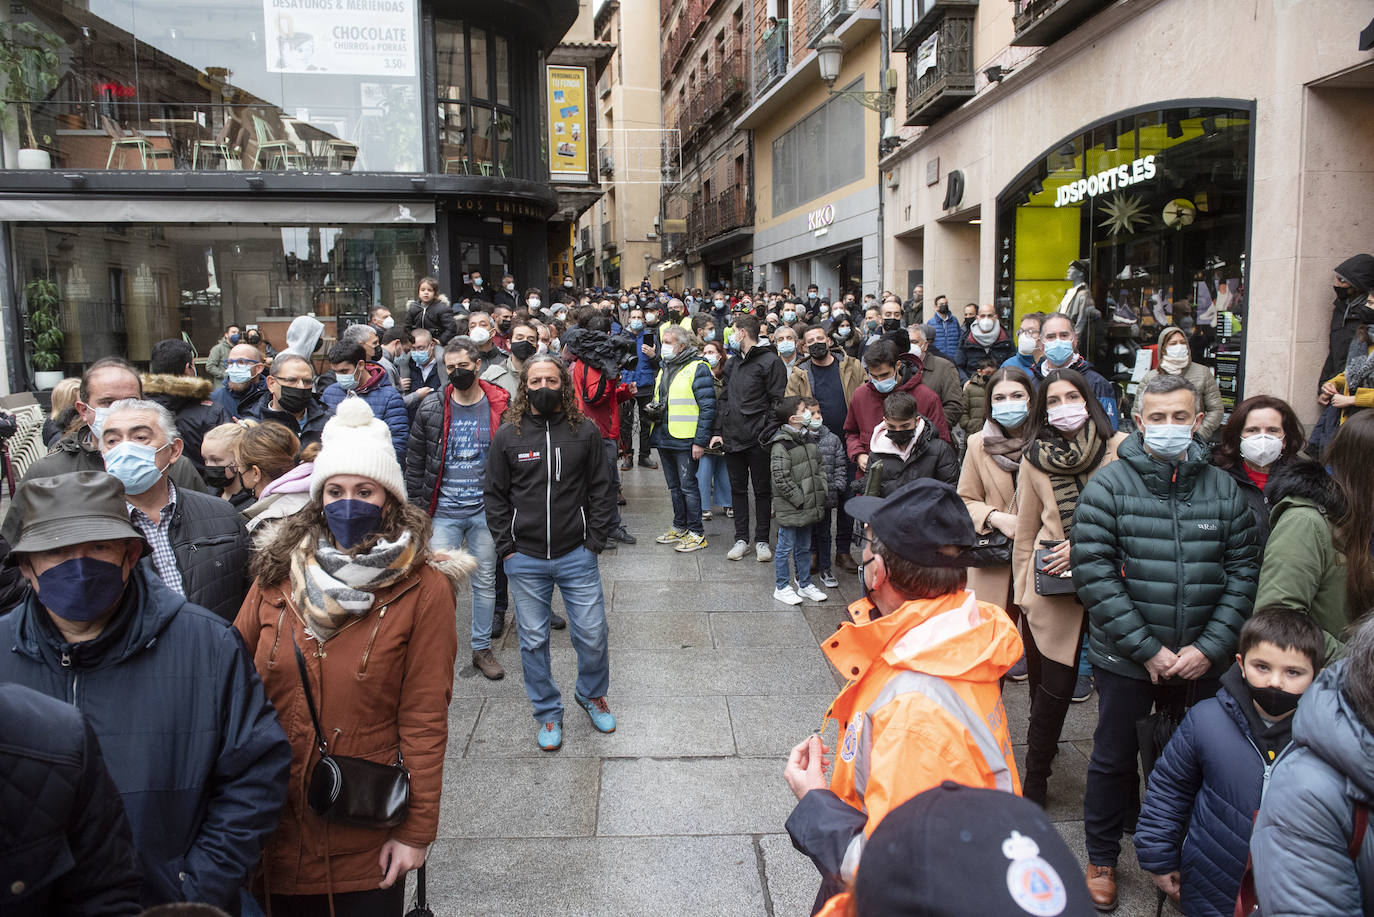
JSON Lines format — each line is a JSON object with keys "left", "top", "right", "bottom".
{"left": 561, "top": 326, "right": 639, "bottom": 378}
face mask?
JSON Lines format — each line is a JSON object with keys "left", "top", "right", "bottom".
{"left": 449, "top": 367, "right": 477, "bottom": 390}
{"left": 808, "top": 416, "right": 823, "bottom": 430}
{"left": 865, "top": 320, "right": 879, "bottom": 332}
{"left": 886, "top": 427, "right": 916, "bottom": 446}
{"left": 506, "top": 283, "right": 516, "bottom": 292}
{"left": 381, "top": 316, "right": 395, "bottom": 330}
{"left": 528, "top": 386, "right": 562, "bottom": 415}
{"left": 799, "top": 409, "right": 813, "bottom": 424}
{"left": 202, "top": 464, "right": 234, "bottom": 492}
{"left": 777, "top": 340, "right": 796, "bottom": 356}
{"left": 550, "top": 339, "right": 561, "bottom": 354}
{"left": 872, "top": 377, "right": 898, "bottom": 394}
{"left": 227, "top": 364, "right": 255, "bottom": 385}
{"left": 411, "top": 348, "right": 431, "bottom": 366}
{"left": 498, "top": 319, "right": 512, "bottom": 335}
{"left": 991, "top": 401, "right": 1030, "bottom": 428}
{"left": 537, "top": 342, "right": 549, "bottom": 355}
{"left": 807, "top": 342, "right": 829, "bottom": 361}
{"left": 1047, "top": 401, "right": 1089, "bottom": 433}
{"left": 783, "top": 310, "right": 797, "bottom": 323}
{"left": 564, "top": 280, "right": 574, "bottom": 289}
{"left": 1017, "top": 333, "right": 1037, "bottom": 356}
{"left": 882, "top": 318, "right": 901, "bottom": 332}
{"left": 510, "top": 341, "right": 537, "bottom": 363}
{"left": 977, "top": 316, "right": 997, "bottom": 333}
{"left": 1043, "top": 339, "right": 1075, "bottom": 365}
{"left": 36, "top": 556, "right": 127, "bottom": 622}
{"left": 324, "top": 499, "right": 384, "bottom": 549}
{"left": 713, "top": 300, "right": 725, "bottom": 309}
{"left": 104, "top": 441, "right": 168, "bottom": 495}
{"left": 1248, "top": 682, "right": 1303, "bottom": 718}
{"left": 470, "top": 327, "right": 492, "bottom": 345}
{"left": 472, "top": 277, "right": 483, "bottom": 287}
{"left": 836, "top": 326, "right": 851, "bottom": 339}
{"left": 630, "top": 319, "right": 644, "bottom": 332}
{"left": 808, "top": 292, "right": 818, "bottom": 300}
{"left": 819, "top": 306, "right": 830, "bottom": 317}
{"left": 228, "top": 333, "right": 241, "bottom": 344}
{"left": 1142, "top": 423, "right": 1195, "bottom": 459}
{"left": 660, "top": 344, "right": 677, "bottom": 360}
{"left": 336, "top": 373, "right": 358, "bottom": 392}
{"left": 276, "top": 384, "right": 313, "bottom": 415}
{"left": 909, "top": 344, "right": 924, "bottom": 359}
{"left": 705, "top": 353, "right": 720, "bottom": 368}
{"left": 1240, "top": 432, "right": 1284, "bottom": 468}
{"left": 1165, "top": 343, "right": 1190, "bottom": 362}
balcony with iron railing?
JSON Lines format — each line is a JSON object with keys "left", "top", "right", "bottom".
{"left": 712, "top": 187, "right": 752, "bottom": 234}
{"left": 1011, "top": 0, "right": 1114, "bottom": 46}
{"left": 804, "top": 0, "right": 859, "bottom": 46}
{"left": 753, "top": 19, "right": 790, "bottom": 98}
{"left": 903, "top": 6, "right": 977, "bottom": 126}
{"left": 890, "top": 0, "right": 978, "bottom": 53}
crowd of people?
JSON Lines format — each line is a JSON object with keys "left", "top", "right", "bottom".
{"left": 3, "top": 253, "right": 1374, "bottom": 916}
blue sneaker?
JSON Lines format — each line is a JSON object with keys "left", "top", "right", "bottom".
{"left": 537, "top": 721, "right": 563, "bottom": 751}
{"left": 574, "top": 692, "right": 617, "bottom": 733}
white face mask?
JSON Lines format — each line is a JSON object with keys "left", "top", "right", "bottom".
{"left": 470, "top": 326, "right": 492, "bottom": 345}
{"left": 909, "top": 343, "right": 924, "bottom": 359}
{"left": 1239, "top": 432, "right": 1284, "bottom": 468}
{"left": 506, "top": 282, "right": 515, "bottom": 292}
{"left": 660, "top": 343, "right": 676, "bottom": 359}
{"left": 528, "top": 297, "right": 541, "bottom": 309}
{"left": 381, "top": 316, "right": 395, "bottom": 330}
{"left": 1017, "top": 333, "right": 1037, "bottom": 356}
{"left": 977, "top": 316, "right": 997, "bottom": 333}
{"left": 1164, "top": 343, "right": 1190, "bottom": 362}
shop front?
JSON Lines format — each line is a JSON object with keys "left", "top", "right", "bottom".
{"left": 997, "top": 103, "right": 1253, "bottom": 412}
{"left": 753, "top": 186, "right": 879, "bottom": 300}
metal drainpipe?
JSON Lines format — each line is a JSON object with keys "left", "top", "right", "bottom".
{"left": 875, "top": 0, "right": 889, "bottom": 297}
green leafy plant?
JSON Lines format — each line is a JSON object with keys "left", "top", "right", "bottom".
{"left": 0, "top": 21, "right": 63, "bottom": 150}
{"left": 24, "top": 277, "right": 62, "bottom": 371}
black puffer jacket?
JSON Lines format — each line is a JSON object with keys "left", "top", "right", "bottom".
{"left": 0, "top": 683, "right": 142, "bottom": 916}
{"left": 143, "top": 374, "right": 231, "bottom": 473}
{"left": 163, "top": 487, "right": 252, "bottom": 622}
{"left": 859, "top": 419, "right": 960, "bottom": 496}
{"left": 1072, "top": 434, "right": 1259, "bottom": 681}
{"left": 404, "top": 298, "right": 459, "bottom": 345}
{"left": 716, "top": 342, "right": 787, "bottom": 452}
{"left": 1323, "top": 253, "right": 1374, "bottom": 383}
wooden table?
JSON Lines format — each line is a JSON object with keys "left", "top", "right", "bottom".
{"left": 149, "top": 118, "right": 207, "bottom": 169}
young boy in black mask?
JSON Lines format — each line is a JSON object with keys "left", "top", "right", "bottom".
{"left": 1133, "top": 609, "right": 1324, "bottom": 917}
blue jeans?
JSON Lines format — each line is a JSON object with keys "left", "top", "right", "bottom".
{"left": 659, "top": 447, "right": 703, "bottom": 535}
{"left": 504, "top": 547, "right": 611, "bottom": 724}
{"left": 432, "top": 512, "right": 497, "bottom": 651}
{"left": 809, "top": 506, "right": 833, "bottom": 574}
{"left": 775, "top": 524, "right": 812, "bottom": 590}
{"left": 696, "top": 452, "right": 732, "bottom": 511}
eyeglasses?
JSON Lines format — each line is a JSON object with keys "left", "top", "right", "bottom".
{"left": 226, "top": 358, "right": 260, "bottom": 367}
{"left": 270, "top": 374, "right": 312, "bottom": 387}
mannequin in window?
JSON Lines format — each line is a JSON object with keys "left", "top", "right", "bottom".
{"left": 1059, "top": 259, "right": 1097, "bottom": 357}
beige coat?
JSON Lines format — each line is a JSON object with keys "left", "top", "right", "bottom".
{"left": 1011, "top": 431, "right": 1128, "bottom": 666}
{"left": 957, "top": 428, "right": 1018, "bottom": 612}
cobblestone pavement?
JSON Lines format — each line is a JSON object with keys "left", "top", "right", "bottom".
{"left": 423, "top": 465, "right": 1159, "bottom": 916}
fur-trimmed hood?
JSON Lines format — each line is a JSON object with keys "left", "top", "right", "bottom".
{"left": 1265, "top": 458, "right": 1346, "bottom": 522}
{"left": 428, "top": 550, "right": 477, "bottom": 588}
{"left": 141, "top": 373, "right": 215, "bottom": 405}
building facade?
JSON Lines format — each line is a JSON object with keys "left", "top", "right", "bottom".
{"left": 737, "top": 0, "right": 883, "bottom": 300}
{"left": 881, "top": 0, "right": 1374, "bottom": 420}
{"left": 0, "top": 0, "right": 580, "bottom": 392}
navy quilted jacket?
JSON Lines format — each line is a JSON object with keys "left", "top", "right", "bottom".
{"left": 1134, "top": 665, "right": 1293, "bottom": 917}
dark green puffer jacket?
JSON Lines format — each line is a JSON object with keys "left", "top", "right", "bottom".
{"left": 769, "top": 426, "right": 827, "bottom": 528}
{"left": 1071, "top": 434, "right": 1259, "bottom": 681}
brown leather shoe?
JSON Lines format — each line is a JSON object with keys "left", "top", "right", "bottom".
{"left": 472, "top": 648, "right": 505, "bottom": 681}
{"left": 1085, "top": 864, "right": 1118, "bottom": 912}
{"left": 834, "top": 553, "right": 859, "bottom": 574}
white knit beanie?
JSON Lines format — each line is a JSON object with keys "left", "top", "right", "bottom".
{"left": 309, "top": 397, "right": 407, "bottom": 503}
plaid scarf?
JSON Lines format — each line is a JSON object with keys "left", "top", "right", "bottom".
{"left": 290, "top": 531, "right": 417, "bottom": 642}
{"left": 1027, "top": 423, "right": 1106, "bottom": 535}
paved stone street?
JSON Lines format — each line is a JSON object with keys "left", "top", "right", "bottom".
{"left": 425, "top": 465, "right": 1159, "bottom": 916}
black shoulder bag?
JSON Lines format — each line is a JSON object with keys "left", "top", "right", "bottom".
{"left": 294, "top": 640, "right": 411, "bottom": 829}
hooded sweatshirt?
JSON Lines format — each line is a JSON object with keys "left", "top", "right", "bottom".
{"left": 283, "top": 315, "right": 324, "bottom": 359}
{"left": 1323, "top": 253, "right": 1374, "bottom": 383}
{"left": 842, "top": 354, "right": 952, "bottom": 461}
{"left": 862, "top": 418, "right": 959, "bottom": 495}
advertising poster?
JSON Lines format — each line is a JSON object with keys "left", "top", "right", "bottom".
{"left": 547, "top": 65, "right": 589, "bottom": 179}
{"left": 264, "top": 0, "right": 416, "bottom": 77}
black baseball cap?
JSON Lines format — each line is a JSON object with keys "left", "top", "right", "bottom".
{"left": 845, "top": 479, "right": 975, "bottom": 568}
{"left": 854, "top": 782, "right": 1095, "bottom": 916}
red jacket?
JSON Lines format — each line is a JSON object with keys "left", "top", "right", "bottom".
{"left": 843, "top": 356, "right": 951, "bottom": 461}
{"left": 572, "top": 360, "right": 635, "bottom": 440}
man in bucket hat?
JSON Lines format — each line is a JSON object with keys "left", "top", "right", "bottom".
{"left": 0, "top": 471, "right": 291, "bottom": 914}
{"left": 783, "top": 479, "right": 1024, "bottom": 914}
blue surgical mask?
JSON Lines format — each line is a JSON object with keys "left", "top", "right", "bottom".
{"left": 336, "top": 373, "right": 358, "bottom": 391}
{"left": 1142, "top": 423, "right": 1195, "bottom": 460}
{"left": 630, "top": 319, "right": 644, "bottom": 332}
{"left": 873, "top": 377, "right": 898, "bottom": 394}
{"left": 705, "top": 353, "right": 720, "bottom": 368}
{"left": 411, "top": 349, "right": 431, "bottom": 366}
{"left": 90, "top": 406, "right": 111, "bottom": 437}
{"left": 808, "top": 292, "right": 818, "bottom": 300}
{"left": 991, "top": 401, "right": 1030, "bottom": 429}
{"left": 783, "top": 310, "right": 797, "bottom": 323}
{"left": 227, "top": 364, "right": 254, "bottom": 385}
{"left": 104, "top": 441, "right": 168, "bottom": 495}
{"left": 777, "top": 340, "right": 795, "bottom": 356}
{"left": 36, "top": 556, "right": 128, "bottom": 622}
{"left": 324, "top": 498, "right": 384, "bottom": 549}
{"left": 836, "top": 326, "right": 852, "bottom": 339}
{"left": 704, "top": 329, "right": 716, "bottom": 341}
{"left": 1043, "top": 339, "right": 1074, "bottom": 366}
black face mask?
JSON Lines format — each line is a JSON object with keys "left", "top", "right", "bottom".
{"left": 529, "top": 386, "right": 562, "bottom": 415}
{"left": 202, "top": 465, "right": 234, "bottom": 492}
{"left": 449, "top": 367, "right": 477, "bottom": 391}
{"left": 886, "top": 427, "right": 916, "bottom": 447}
{"left": 882, "top": 317, "right": 902, "bottom": 332}
{"left": 276, "top": 384, "right": 313, "bottom": 415}
{"left": 498, "top": 319, "right": 512, "bottom": 335}
{"left": 1248, "top": 682, "right": 1303, "bottom": 718}
{"left": 807, "top": 342, "right": 829, "bottom": 362}
{"left": 510, "top": 340, "right": 538, "bottom": 363}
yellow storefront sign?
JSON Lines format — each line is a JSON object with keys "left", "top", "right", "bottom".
{"left": 546, "top": 65, "right": 589, "bottom": 179}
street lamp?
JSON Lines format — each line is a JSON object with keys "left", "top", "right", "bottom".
{"left": 814, "top": 31, "right": 894, "bottom": 113}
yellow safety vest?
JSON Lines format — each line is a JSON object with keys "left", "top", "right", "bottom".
{"left": 656, "top": 360, "right": 705, "bottom": 439}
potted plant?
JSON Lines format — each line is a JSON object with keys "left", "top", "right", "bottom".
{"left": 25, "top": 277, "right": 64, "bottom": 389}
{"left": 0, "top": 22, "right": 63, "bottom": 169}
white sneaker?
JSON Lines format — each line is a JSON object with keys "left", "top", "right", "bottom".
{"left": 727, "top": 540, "right": 749, "bottom": 560}
{"left": 755, "top": 542, "right": 773, "bottom": 562}
{"left": 773, "top": 586, "right": 803, "bottom": 605}
{"left": 797, "top": 584, "right": 828, "bottom": 602}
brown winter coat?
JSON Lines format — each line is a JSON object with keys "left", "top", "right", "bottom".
{"left": 957, "top": 427, "right": 1019, "bottom": 612}
{"left": 233, "top": 557, "right": 462, "bottom": 895}
{"left": 1011, "top": 431, "right": 1127, "bottom": 667}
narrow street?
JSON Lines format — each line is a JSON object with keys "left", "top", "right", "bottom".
{"left": 425, "top": 465, "right": 1157, "bottom": 916}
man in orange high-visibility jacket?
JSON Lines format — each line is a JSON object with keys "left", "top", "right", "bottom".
{"left": 783, "top": 479, "right": 1024, "bottom": 914}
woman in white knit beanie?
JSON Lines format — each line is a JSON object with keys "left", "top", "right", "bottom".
{"left": 233, "top": 398, "right": 472, "bottom": 914}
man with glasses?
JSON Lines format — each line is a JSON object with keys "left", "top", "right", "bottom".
{"left": 1003, "top": 311, "right": 1045, "bottom": 378}
{"left": 210, "top": 343, "right": 270, "bottom": 420}
{"left": 1034, "top": 312, "right": 1119, "bottom": 428}
{"left": 246, "top": 353, "right": 331, "bottom": 449}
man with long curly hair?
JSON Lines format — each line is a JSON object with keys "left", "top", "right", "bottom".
{"left": 484, "top": 355, "right": 618, "bottom": 751}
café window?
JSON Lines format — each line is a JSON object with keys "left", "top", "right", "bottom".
{"left": 4, "top": 0, "right": 424, "bottom": 172}
{"left": 435, "top": 20, "right": 516, "bottom": 178}
{"left": 997, "top": 104, "right": 1253, "bottom": 414}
